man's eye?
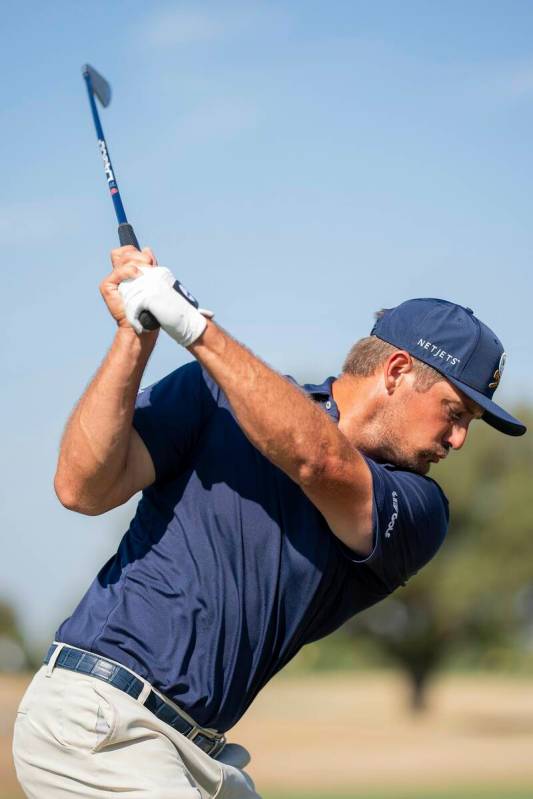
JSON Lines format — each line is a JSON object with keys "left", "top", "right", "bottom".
{"left": 449, "top": 411, "right": 462, "bottom": 423}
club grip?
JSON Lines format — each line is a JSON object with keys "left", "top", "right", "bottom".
{"left": 118, "top": 222, "right": 141, "bottom": 249}
{"left": 117, "top": 223, "right": 159, "bottom": 331}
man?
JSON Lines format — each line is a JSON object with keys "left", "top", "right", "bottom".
{"left": 13, "top": 247, "right": 526, "bottom": 798}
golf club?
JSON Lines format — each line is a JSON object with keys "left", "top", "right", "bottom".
{"left": 82, "top": 63, "right": 199, "bottom": 331}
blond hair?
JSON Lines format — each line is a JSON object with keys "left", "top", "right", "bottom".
{"left": 342, "top": 323, "right": 443, "bottom": 392}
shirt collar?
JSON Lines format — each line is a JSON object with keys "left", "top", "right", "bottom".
{"left": 302, "top": 376, "right": 340, "bottom": 422}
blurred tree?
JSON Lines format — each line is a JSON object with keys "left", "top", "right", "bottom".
{"left": 346, "top": 409, "right": 533, "bottom": 712}
{"left": 0, "top": 600, "right": 21, "bottom": 639}
{"left": 0, "top": 598, "right": 30, "bottom": 671}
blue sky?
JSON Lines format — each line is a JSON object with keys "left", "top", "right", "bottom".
{"left": 2, "top": 0, "right": 533, "bottom": 647}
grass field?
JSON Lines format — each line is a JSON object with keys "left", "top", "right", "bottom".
{"left": 4, "top": 792, "right": 533, "bottom": 799}
{"left": 265, "top": 794, "right": 533, "bottom": 799}
{"left": 3, "top": 794, "right": 533, "bottom": 799}
{"left": 266, "top": 794, "right": 533, "bottom": 799}
{"left": 7, "top": 792, "right": 522, "bottom": 798}
{"left": 2, "top": 670, "right": 533, "bottom": 798}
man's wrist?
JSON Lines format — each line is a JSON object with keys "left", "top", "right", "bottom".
{"left": 114, "top": 324, "right": 158, "bottom": 359}
{"left": 187, "top": 319, "right": 222, "bottom": 354}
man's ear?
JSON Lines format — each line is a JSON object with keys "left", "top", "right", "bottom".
{"left": 383, "top": 350, "right": 414, "bottom": 394}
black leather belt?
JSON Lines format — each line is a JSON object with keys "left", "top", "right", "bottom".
{"left": 44, "top": 643, "right": 225, "bottom": 757}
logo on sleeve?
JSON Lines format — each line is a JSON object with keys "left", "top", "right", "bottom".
{"left": 385, "top": 491, "right": 399, "bottom": 539}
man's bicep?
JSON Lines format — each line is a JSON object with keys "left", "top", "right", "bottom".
{"left": 101, "top": 430, "right": 156, "bottom": 511}
{"left": 125, "top": 428, "right": 156, "bottom": 494}
{"left": 302, "top": 454, "right": 374, "bottom": 556}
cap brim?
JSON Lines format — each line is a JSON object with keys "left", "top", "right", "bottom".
{"left": 447, "top": 377, "right": 527, "bottom": 437}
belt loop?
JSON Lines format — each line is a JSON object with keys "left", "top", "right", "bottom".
{"left": 45, "top": 642, "right": 65, "bottom": 677}
{"left": 137, "top": 681, "right": 151, "bottom": 705}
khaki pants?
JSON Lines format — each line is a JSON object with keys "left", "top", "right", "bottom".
{"left": 12, "top": 658, "right": 261, "bottom": 799}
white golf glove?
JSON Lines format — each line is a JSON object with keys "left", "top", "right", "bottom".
{"left": 118, "top": 267, "right": 213, "bottom": 347}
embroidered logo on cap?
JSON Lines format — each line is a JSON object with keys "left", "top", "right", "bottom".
{"left": 416, "top": 338, "right": 461, "bottom": 367}
{"left": 489, "top": 352, "right": 506, "bottom": 390}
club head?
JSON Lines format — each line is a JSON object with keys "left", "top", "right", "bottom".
{"left": 82, "top": 63, "right": 111, "bottom": 107}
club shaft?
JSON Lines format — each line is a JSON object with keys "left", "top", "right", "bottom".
{"left": 83, "top": 72, "right": 128, "bottom": 226}
{"left": 82, "top": 66, "right": 168, "bottom": 331}
{"left": 82, "top": 65, "right": 200, "bottom": 330}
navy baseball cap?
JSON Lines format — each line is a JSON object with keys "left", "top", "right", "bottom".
{"left": 370, "top": 298, "right": 526, "bottom": 437}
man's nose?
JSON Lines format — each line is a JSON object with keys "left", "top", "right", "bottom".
{"left": 446, "top": 425, "right": 468, "bottom": 451}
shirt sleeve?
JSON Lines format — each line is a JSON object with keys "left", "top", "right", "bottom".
{"left": 346, "top": 458, "right": 449, "bottom": 592}
{"left": 133, "top": 361, "right": 219, "bottom": 484}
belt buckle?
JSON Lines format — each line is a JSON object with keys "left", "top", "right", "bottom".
{"left": 209, "top": 735, "right": 226, "bottom": 758}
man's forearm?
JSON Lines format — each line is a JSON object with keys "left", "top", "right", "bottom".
{"left": 189, "top": 321, "right": 354, "bottom": 485}
{"left": 55, "top": 328, "right": 155, "bottom": 512}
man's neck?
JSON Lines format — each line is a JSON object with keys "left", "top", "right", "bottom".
{"left": 332, "top": 373, "right": 379, "bottom": 448}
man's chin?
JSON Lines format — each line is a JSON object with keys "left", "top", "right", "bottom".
{"left": 393, "top": 457, "right": 431, "bottom": 475}
{"left": 362, "top": 446, "right": 432, "bottom": 475}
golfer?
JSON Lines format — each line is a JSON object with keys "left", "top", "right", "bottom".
{"left": 12, "top": 246, "right": 526, "bottom": 798}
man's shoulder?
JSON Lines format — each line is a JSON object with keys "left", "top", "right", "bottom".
{"left": 362, "top": 456, "right": 450, "bottom": 549}
{"left": 356, "top": 457, "right": 450, "bottom": 587}
{"left": 375, "top": 460, "right": 449, "bottom": 510}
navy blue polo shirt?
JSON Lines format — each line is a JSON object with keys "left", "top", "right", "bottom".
{"left": 57, "top": 363, "right": 448, "bottom": 732}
